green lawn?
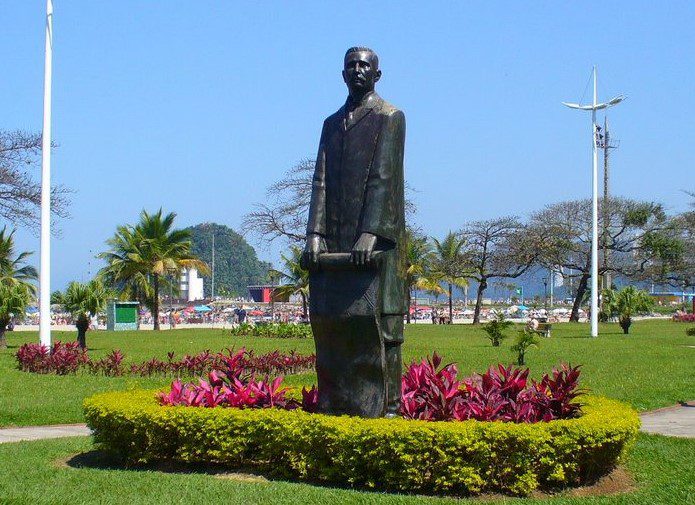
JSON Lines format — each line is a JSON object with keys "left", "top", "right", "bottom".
{"left": 0, "top": 319, "right": 693, "bottom": 504}
{"left": 2, "top": 319, "right": 693, "bottom": 427}
{"left": 0, "top": 434, "right": 692, "bottom": 504}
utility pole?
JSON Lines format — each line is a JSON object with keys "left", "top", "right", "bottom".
{"left": 211, "top": 233, "right": 215, "bottom": 300}
{"left": 597, "top": 117, "right": 619, "bottom": 291}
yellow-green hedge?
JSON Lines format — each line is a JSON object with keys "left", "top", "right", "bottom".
{"left": 83, "top": 391, "right": 639, "bottom": 497}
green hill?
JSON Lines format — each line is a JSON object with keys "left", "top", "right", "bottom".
{"left": 186, "top": 223, "right": 271, "bottom": 297}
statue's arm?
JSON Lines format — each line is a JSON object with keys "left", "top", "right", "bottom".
{"left": 304, "top": 122, "right": 329, "bottom": 266}
{"left": 360, "top": 110, "right": 406, "bottom": 244}
{"left": 306, "top": 121, "right": 328, "bottom": 238}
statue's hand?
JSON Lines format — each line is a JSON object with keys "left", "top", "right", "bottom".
{"left": 351, "top": 232, "right": 377, "bottom": 266}
{"left": 302, "top": 233, "right": 326, "bottom": 267}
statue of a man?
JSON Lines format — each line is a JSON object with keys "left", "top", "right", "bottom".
{"left": 304, "top": 47, "right": 406, "bottom": 417}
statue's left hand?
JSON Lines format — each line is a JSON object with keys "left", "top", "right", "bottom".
{"left": 351, "top": 232, "right": 377, "bottom": 265}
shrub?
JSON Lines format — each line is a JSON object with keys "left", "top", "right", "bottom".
{"left": 84, "top": 391, "right": 639, "bottom": 497}
{"left": 481, "top": 314, "right": 514, "bottom": 347}
{"left": 230, "top": 322, "right": 312, "bottom": 339}
{"left": 686, "top": 327, "right": 695, "bottom": 336}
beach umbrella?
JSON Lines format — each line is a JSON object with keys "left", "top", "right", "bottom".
{"left": 194, "top": 305, "right": 212, "bottom": 312}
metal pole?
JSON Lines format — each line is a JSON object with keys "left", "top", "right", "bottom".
{"left": 603, "top": 116, "right": 611, "bottom": 290}
{"left": 549, "top": 269, "right": 554, "bottom": 308}
{"left": 211, "top": 233, "right": 215, "bottom": 299}
{"left": 591, "top": 67, "right": 599, "bottom": 337}
{"left": 39, "top": 0, "right": 54, "bottom": 348}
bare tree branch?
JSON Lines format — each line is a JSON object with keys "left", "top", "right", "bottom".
{"left": 242, "top": 158, "right": 417, "bottom": 247}
{"left": 0, "top": 130, "right": 71, "bottom": 230}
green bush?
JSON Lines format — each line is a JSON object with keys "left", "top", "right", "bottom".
{"left": 84, "top": 391, "right": 639, "bottom": 497}
{"left": 229, "top": 322, "right": 312, "bottom": 338}
{"left": 686, "top": 327, "right": 695, "bottom": 336}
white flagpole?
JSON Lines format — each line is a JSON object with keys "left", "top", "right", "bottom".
{"left": 39, "top": 0, "right": 54, "bottom": 347}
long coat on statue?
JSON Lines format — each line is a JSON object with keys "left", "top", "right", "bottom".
{"left": 306, "top": 91, "right": 407, "bottom": 321}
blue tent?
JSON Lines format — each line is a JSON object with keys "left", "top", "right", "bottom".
{"left": 194, "top": 305, "right": 212, "bottom": 312}
{"left": 517, "top": 304, "right": 529, "bottom": 311}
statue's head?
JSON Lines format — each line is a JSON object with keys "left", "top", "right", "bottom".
{"left": 342, "top": 47, "right": 381, "bottom": 97}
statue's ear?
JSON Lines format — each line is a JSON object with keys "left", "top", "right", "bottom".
{"left": 342, "top": 69, "right": 348, "bottom": 83}
{"left": 374, "top": 69, "right": 382, "bottom": 83}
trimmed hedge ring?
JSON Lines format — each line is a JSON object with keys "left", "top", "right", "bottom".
{"left": 84, "top": 390, "right": 639, "bottom": 497}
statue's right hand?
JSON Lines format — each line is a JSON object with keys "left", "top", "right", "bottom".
{"left": 302, "top": 234, "right": 326, "bottom": 267}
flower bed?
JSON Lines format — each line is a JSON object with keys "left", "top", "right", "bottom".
{"left": 16, "top": 343, "right": 315, "bottom": 377}
{"left": 84, "top": 390, "right": 639, "bottom": 497}
{"left": 157, "top": 352, "right": 583, "bottom": 423}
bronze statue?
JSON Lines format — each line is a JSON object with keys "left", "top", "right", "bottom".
{"left": 303, "top": 47, "right": 406, "bottom": 418}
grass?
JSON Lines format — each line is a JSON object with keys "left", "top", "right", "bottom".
{"left": 1, "top": 319, "right": 693, "bottom": 427}
{"left": 0, "top": 434, "right": 692, "bottom": 504}
{"left": 0, "top": 319, "right": 693, "bottom": 503}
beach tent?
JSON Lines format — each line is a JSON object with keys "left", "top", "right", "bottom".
{"left": 194, "top": 305, "right": 212, "bottom": 312}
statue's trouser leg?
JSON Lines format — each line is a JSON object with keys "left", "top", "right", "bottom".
{"left": 382, "top": 315, "right": 404, "bottom": 417}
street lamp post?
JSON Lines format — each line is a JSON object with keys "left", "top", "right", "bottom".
{"left": 563, "top": 67, "right": 624, "bottom": 337}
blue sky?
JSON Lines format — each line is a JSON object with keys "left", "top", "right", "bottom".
{"left": 1, "top": 2, "right": 694, "bottom": 290}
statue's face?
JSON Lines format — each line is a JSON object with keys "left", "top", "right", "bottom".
{"left": 342, "top": 51, "right": 381, "bottom": 96}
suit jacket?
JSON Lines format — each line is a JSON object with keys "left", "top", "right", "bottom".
{"left": 306, "top": 92, "right": 407, "bottom": 315}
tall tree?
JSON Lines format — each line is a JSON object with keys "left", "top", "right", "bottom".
{"left": 271, "top": 246, "right": 310, "bottom": 319}
{"left": 0, "top": 283, "right": 31, "bottom": 349}
{"left": 429, "top": 232, "right": 468, "bottom": 324}
{"left": 99, "top": 209, "right": 208, "bottom": 330}
{"left": 0, "top": 130, "right": 70, "bottom": 229}
{"left": 0, "top": 227, "right": 38, "bottom": 292}
{"left": 531, "top": 197, "right": 674, "bottom": 322}
{"left": 62, "top": 278, "right": 109, "bottom": 348}
{"left": 459, "top": 217, "right": 539, "bottom": 324}
{"left": 640, "top": 192, "right": 694, "bottom": 294}
{"left": 404, "top": 228, "right": 432, "bottom": 323}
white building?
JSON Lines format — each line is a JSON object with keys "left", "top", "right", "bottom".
{"left": 180, "top": 268, "right": 204, "bottom": 302}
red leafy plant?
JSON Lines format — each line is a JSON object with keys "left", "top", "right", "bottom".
{"left": 16, "top": 343, "right": 315, "bottom": 378}
{"left": 16, "top": 342, "right": 88, "bottom": 375}
{"left": 158, "top": 349, "right": 319, "bottom": 412}
{"left": 158, "top": 350, "right": 294, "bottom": 409}
{"left": 401, "top": 353, "right": 583, "bottom": 423}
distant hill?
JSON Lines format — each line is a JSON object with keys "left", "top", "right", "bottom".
{"left": 186, "top": 223, "right": 271, "bottom": 297}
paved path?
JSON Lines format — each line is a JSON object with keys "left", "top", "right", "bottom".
{"left": 0, "top": 400, "right": 692, "bottom": 444}
{"left": 0, "top": 424, "right": 90, "bottom": 444}
{"left": 639, "top": 401, "right": 695, "bottom": 438}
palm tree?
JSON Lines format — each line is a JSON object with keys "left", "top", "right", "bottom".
{"left": 614, "top": 286, "right": 653, "bottom": 334}
{"left": 271, "top": 246, "right": 310, "bottom": 320}
{"left": 63, "top": 279, "right": 110, "bottom": 348}
{"left": 0, "top": 227, "right": 38, "bottom": 292}
{"left": 404, "top": 229, "right": 432, "bottom": 323}
{"left": 99, "top": 209, "right": 208, "bottom": 330}
{"left": 430, "top": 232, "right": 469, "bottom": 324}
{"left": 0, "top": 283, "right": 31, "bottom": 349}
